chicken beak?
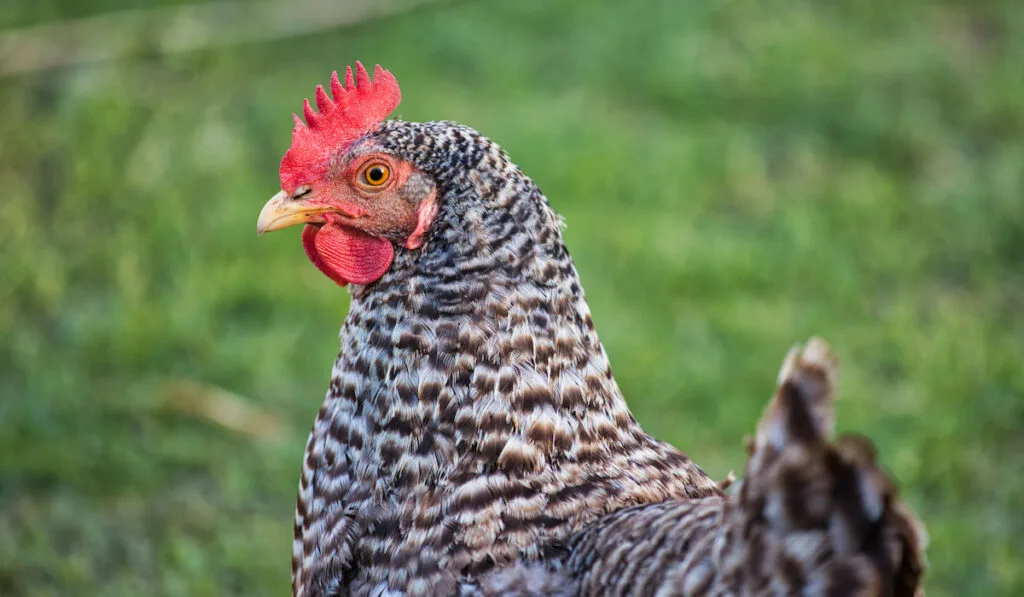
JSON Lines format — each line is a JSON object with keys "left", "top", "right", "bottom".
{"left": 257, "top": 191, "right": 339, "bottom": 235}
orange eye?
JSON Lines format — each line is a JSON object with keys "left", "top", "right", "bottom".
{"left": 362, "top": 163, "right": 391, "bottom": 187}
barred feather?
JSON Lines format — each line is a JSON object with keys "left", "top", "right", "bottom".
{"left": 473, "top": 339, "right": 927, "bottom": 597}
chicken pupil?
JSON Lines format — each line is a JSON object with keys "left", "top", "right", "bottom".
{"left": 368, "top": 167, "right": 384, "bottom": 182}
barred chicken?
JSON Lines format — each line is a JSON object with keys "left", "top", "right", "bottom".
{"left": 256, "top": 63, "right": 925, "bottom": 597}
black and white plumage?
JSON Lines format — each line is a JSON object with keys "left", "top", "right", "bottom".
{"left": 475, "top": 339, "right": 927, "bottom": 597}
{"left": 256, "top": 64, "right": 926, "bottom": 597}
{"left": 289, "top": 120, "right": 720, "bottom": 597}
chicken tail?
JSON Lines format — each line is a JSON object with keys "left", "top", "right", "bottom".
{"left": 734, "top": 337, "right": 928, "bottom": 596}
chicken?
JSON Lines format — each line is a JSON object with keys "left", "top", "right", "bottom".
{"left": 475, "top": 339, "right": 927, "bottom": 597}
{"left": 256, "top": 63, "right": 925, "bottom": 597}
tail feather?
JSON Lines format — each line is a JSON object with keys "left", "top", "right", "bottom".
{"left": 736, "top": 337, "right": 927, "bottom": 597}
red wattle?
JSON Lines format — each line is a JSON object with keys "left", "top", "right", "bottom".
{"left": 301, "top": 224, "right": 394, "bottom": 286}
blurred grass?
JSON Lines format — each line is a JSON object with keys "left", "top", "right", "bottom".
{"left": 1, "top": 0, "right": 1022, "bottom": 595}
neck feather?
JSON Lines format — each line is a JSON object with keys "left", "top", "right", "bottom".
{"left": 325, "top": 121, "right": 646, "bottom": 488}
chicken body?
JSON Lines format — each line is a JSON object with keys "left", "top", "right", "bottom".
{"left": 260, "top": 65, "right": 924, "bottom": 597}
{"left": 475, "top": 340, "right": 926, "bottom": 597}
{"left": 292, "top": 121, "right": 721, "bottom": 597}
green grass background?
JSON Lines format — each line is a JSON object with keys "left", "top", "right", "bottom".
{"left": 2, "top": 0, "right": 1022, "bottom": 595}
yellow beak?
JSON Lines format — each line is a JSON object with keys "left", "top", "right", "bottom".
{"left": 257, "top": 191, "right": 340, "bottom": 235}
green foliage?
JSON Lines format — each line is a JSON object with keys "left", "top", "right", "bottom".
{"left": 1, "top": 0, "right": 1022, "bottom": 595}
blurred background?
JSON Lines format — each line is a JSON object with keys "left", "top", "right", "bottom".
{"left": 1, "top": 0, "right": 1022, "bottom": 595}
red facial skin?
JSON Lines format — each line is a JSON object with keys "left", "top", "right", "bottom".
{"left": 293, "top": 152, "right": 437, "bottom": 286}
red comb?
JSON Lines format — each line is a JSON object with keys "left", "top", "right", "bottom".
{"left": 279, "top": 62, "right": 401, "bottom": 192}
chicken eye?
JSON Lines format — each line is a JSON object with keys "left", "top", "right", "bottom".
{"left": 362, "top": 164, "right": 391, "bottom": 186}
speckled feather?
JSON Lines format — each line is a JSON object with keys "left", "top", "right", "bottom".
{"left": 473, "top": 339, "right": 928, "bottom": 597}
{"left": 291, "top": 120, "right": 723, "bottom": 597}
